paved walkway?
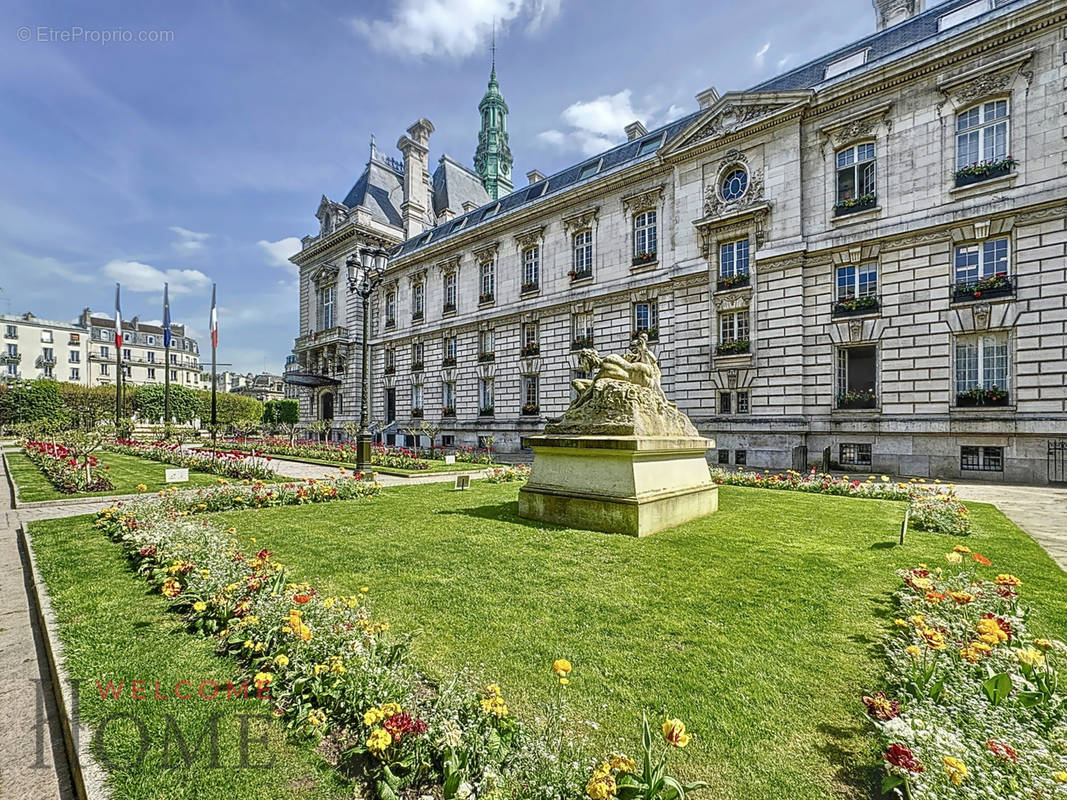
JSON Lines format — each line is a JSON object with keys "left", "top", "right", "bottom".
{"left": 0, "top": 457, "right": 74, "bottom": 799}
{"left": 952, "top": 481, "right": 1067, "bottom": 571}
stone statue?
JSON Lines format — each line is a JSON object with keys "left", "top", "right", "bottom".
{"left": 546, "top": 333, "right": 700, "bottom": 437}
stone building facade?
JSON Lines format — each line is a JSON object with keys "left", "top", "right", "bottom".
{"left": 0, "top": 313, "right": 88, "bottom": 384}
{"left": 289, "top": 0, "right": 1067, "bottom": 483}
{"left": 81, "top": 310, "right": 203, "bottom": 389}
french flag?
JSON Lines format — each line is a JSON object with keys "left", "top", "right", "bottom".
{"left": 114, "top": 283, "right": 123, "bottom": 349}
{"left": 210, "top": 283, "right": 218, "bottom": 349}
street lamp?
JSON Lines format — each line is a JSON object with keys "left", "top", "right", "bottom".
{"left": 346, "top": 246, "right": 388, "bottom": 478}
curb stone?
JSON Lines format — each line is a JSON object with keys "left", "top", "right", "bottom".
{"left": 18, "top": 523, "right": 111, "bottom": 800}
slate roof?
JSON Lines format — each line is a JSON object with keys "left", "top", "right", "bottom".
{"left": 341, "top": 157, "right": 405, "bottom": 228}
{"left": 750, "top": 0, "right": 1037, "bottom": 92}
{"left": 432, "top": 155, "right": 490, "bottom": 218}
{"left": 394, "top": 110, "right": 702, "bottom": 257}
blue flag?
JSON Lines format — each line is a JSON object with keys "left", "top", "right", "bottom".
{"left": 163, "top": 282, "right": 172, "bottom": 348}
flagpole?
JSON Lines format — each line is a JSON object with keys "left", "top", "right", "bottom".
{"left": 163, "top": 282, "right": 171, "bottom": 427}
{"left": 114, "top": 283, "right": 123, "bottom": 427}
{"left": 210, "top": 283, "right": 217, "bottom": 451}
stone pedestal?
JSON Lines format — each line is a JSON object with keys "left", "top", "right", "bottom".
{"left": 518, "top": 435, "right": 717, "bottom": 536}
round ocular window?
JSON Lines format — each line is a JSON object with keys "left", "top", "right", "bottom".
{"left": 720, "top": 167, "right": 748, "bottom": 201}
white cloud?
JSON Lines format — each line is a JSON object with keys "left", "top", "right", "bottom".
{"left": 754, "top": 41, "right": 771, "bottom": 67}
{"left": 257, "top": 237, "right": 302, "bottom": 276}
{"left": 102, "top": 259, "right": 212, "bottom": 296}
{"left": 537, "top": 90, "right": 691, "bottom": 157}
{"left": 350, "top": 0, "right": 562, "bottom": 60}
{"left": 169, "top": 226, "right": 210, "bottom": 253}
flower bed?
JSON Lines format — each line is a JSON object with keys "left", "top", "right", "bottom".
{"left": 116, "top": 472, "right": 380, "bottom": 514}
{"left": 863, "top": 554, "right": 1066, "bottom": 798}
{"left": 711, "top": 468, "right": 972, "bottom": 535}
{"left": 23, "top": 441, "right": 114, "bottom": 494}
{"left": 92, "top": 500, "right": 699, "bottom": 800}
{"left": 485, "top": 464, "right": 530, "bottom": 483}
{"left": 104, "top": 439, "right": 274, "bottom": 481}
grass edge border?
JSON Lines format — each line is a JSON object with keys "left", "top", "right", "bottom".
{"left": 19, "top": 520, "right": 112, "bottom": 800}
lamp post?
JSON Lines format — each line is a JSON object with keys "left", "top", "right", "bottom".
{"left": 346, "top": 246, "right": 388, "bottom": 478}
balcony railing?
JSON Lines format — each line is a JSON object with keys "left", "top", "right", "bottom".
{"left": 951, "top": 274, "right": 1014, "bottom": 304}
{"left": 954, "top": 158, "right": 1017, "bottom": 188}
{"left": 715, "top": 339, "right": 750, "bottom": 357}
{"left": 521, "top": 403, "right": 540, "bottom": 416}
{"left": 478, "top": 293, "right": 495, "bottom": 304}
{"left": 477, "top": 352, "right": 495, "bottom": 363}
{"left": 412, "top": 310, "right": 424, "bottom": 322}
{"left": 831, "top": 294, "right": 880, "bottom": 318}
{"left": 716, "top": 273, "right": 749, "bottom": 292}
{"left": 836, "top": 390, "right": 878, "bottom": 410}
{"left": 35, "top": 355, "right": 57, "bottom": 368}
{"left": 294, "top": 326, "right": 351, "bottom": 351}
{"left": 571, "top": 335, "right": 594, "bottom": 351}
{"left": 411, "top": 361, "right": 424, "bottom": 372}
{"left": 441, "top": 356, "right": 456, "bottom": 368}
{"left": 520, "top": 344, "right": 540, "bottom": 358}
{"left": 833, "top": 194, "right": 877, "bottom": 217}
{"left": 1, "top": 353, "right": 21, "bottom": 364}
{"left": 955, "top": 388, "right": 1010, "bottom": 407}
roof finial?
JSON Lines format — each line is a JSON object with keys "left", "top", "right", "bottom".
{"left": 490, "top": 19, "right": 496, "bottom": 77}
{"left": 369, "top": 133, "right": 377, "bottom": 162}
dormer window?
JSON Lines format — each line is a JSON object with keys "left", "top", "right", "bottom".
{"left": 637, "top": 134, "right": 664, "bottom": 157}
{"left": 824, "top": 50, "right": 868, "bottom": 80}
{"left": 578, "top": 160, "right": 602, "bottom": 180}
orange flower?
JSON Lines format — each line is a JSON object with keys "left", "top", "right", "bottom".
{"left": 994, "top": 574, "right": 1020, "bottom": 587}
{"left": 972, "top": 553, "right": 991, "bottom": 566}
{"left": 925, "top": 591, "right": 948, "bottom": 604}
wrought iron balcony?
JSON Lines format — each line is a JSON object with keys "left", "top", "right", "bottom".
{"left": 35, "top": 355, "right": 57, "bottom": 368}
{"left": 294, "top": 326, "right": 351, "bottom": 351}
{"left": 1, "top": 353, "right": 21, "bottom": 364}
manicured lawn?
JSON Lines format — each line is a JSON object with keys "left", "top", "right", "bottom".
{"left": 193, "top": 448, "right": 490, "bottom": 477}
{"left": 28, "top": 515, "right": 352, "bottom": 800}
{"left": 30, "top": 484, "right": 1067, "bottom": 800}
{"left": 211, "top": 483, "right": 1067, "bottom": 799}
{"left": 6, "top": 449, "right": 219, "bottom": 502}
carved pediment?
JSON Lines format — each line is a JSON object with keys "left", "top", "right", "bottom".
{"left": 621, "top": 185, "right": 665, "bottom": 215}
{"left": 562, "top": 206, "right": 599, "bottom": 233}
{"left": 408, "top": 269, "right": 427, "bottom": 286}
{"left": 713, "top": 292, "right": 750, "bottom": 312}
{"left": 436, "top": 256, "right": 461, "bottom": 275}
{"left": 513, "top": 225, "right": 545, "bottom": 250}
{"left": 473, "top": 242, "right": 499, "bottom": 263}
{"left": 820, "top": 102, "right": 893, "bottom": 149}
{"left": 310, "top": 263, "right": 340, "bottom": 287}
{"left": 936, "top": 51, "right": 1034, "bottom": 114}
{"left": 661, "top": 91, "right": 811, "bottom": 157}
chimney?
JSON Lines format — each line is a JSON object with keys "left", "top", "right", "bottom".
{"left": 872, "top": 0, "right": 924, "bottom": 31}
{"left": 696, "top": 86, "right": 720, "bottom": 110}
{"left": 526, "top": 169, "right": 546, "bottom": 185}
{"left": 625, "top": 121, "right": 648, "bottom": 141}
{"left": 397, "top": 118, "right": 435, "bottom": 238}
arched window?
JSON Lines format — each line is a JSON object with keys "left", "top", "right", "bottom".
{"left": 633, "top": 210, "right": 657, "bottom": 258}
{"left": 956, "top": 99, "right": 1008, "bottom": 170}
{"left": 720, "top": 167, "right": 748, "bottom": 201}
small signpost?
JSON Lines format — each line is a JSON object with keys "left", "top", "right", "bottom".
{"left": 900, "top": 508, "right": 911, "bottom": 545}
{"left": 165, "top": 468, "right": 189, "bottom": 483}
{"left": 444, "top": 454, "right": 456, "bottom": 465}
{"left": 454, "top": 474, "right": 471, "bottom": 490}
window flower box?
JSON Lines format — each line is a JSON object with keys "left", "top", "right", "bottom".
{"left": 571, "top": 335, "right": 594, "bottom": 351}
{"left": 954, "top": 157, "right": 1017, "bottom": 187}
{"left": 441, "top": 356, "right": 456, "bottom": 368}
{"left": 836, "top": 389, "right": 877, "bottom": 410}
{"left": 956, "top": 387, "right": 1009, "bottom": 407}
{"left": 479, "top": 293, "right": 495, "bottom": 304}
{"left": 832, "top": 294, "right": 880, "bottom": 317}
{"left": 632, "top": 251, "right": 657, "bottom": 266}
{"left": 520, "top": 343, "right": 540, "bottom": 358}
{"left": 442, "top": 406, "right": 456, "bottom": 417}
{"left": 521, "top": 281, "right": 539, "bottom": 294}
{"left": 477, "top": 352, "right": 495, "bottom": 363}
{"left": 479, "top": 405, "right": 495, "bottom": 417}
{"left": 716, "top": 273, "right": 750, "bottom": 292}
{"left": 715, "top": 339, "right": 750, "bottom": 356}
{"left": 385, "top": 318, "right": 396, "bottom": 329}
{"left": 568, "top": 268, "right": 593, "bottom": 282}
{"left": 411, "top": 311, "right": 424, "bottom": 322}
{"left": 951, "top": 273, "right": 1014, "bottom": 303}
{"left": 410, "top": 361, "right": 424, "bottom": 372}
{"left": 833, "top": 193, "right": 877, "bottom": 217}
{"left": 521, "top": 402, "right": 540, "bottom": 416}
{"left": 442, "top": 302, "right": 456, "bottom": 314}
{"left": 383, "top": 365, "right": 395, "bottom": 375}
{"left": 632, "top": 326, "right": 658, "bottom": 341}
{"left": 410, "top": 408, "right": 424, "bottom": 419}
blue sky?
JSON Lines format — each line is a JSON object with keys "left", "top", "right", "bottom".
{"left": 0, "top": 0, "right": 887, "bottom": 373}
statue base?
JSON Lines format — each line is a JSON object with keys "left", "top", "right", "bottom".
{"left": 518, "top": 435, "right": 717, "bottom": 536}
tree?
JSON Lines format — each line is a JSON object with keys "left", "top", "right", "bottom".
{"left": 196, "top": 390, "right": 263, "bottom": 430}
{"left": 274, "top": 399, "right": 300, "bottom": 444}
{"left": 0, "top": 379, "right": 69, "bottom": 427}
{"left": 306, "top": 419, "right": 330, "bottom": 442}
{"left": 341, "top": 421, "right": 360, "bottom": 441}
{"left": 62, "top": 430, "right": 105, "bottom": 487}
{"left": 58, "top": 383, "right": 121, "bottom": 430}
{"left": 420, "top": 420, "right": 442, "bottom": 453}
{"left": 134, "top": 384, "right": 200, "bottom": 424}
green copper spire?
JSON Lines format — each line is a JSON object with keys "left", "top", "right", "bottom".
{"left": 474, "top": 38, "right": 513, "bottom": 200}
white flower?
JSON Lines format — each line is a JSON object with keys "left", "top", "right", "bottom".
{"left": 456, "top": 782, "right": 475, "bottom": 800}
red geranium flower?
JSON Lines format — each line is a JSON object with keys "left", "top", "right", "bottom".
{"left": 883, "top": 743, "right": 923, "bottom": 773}
{"left": 986, "top": 740, "right": 1018, "bottom": 763}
